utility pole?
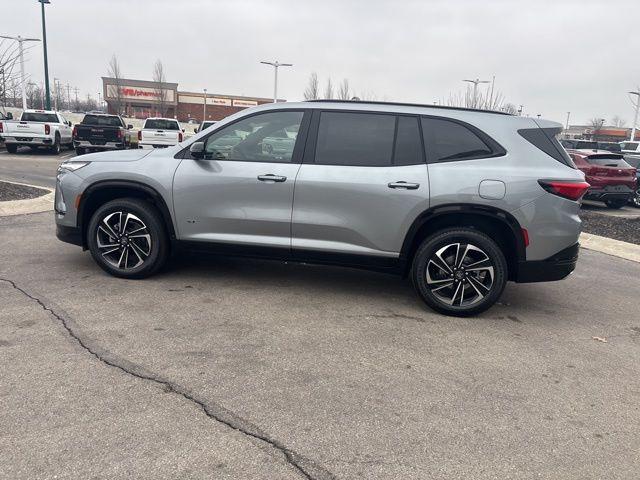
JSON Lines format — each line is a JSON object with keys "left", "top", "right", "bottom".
{"left": 565, "top": 112, "right": 571, "bottom": 131}
{"left": 630, "top": 90, "right": 640, "bottom": 141}
{"left": 463, "top": 77, "right": 490, "bottom": 108}
{"left": 260, "top": 60, "right": 293, "bottom": 103}
{"left": 0, "top": 35, "right": 41, "bottom": 110}
{"left": 38, "top": 0, "right": 52, "bottom": 110}
{"left": 65, "top": 82, "right": 70, "bottom": 110}
{"left": 203, "top": 88, "right": 207, "bottom": 120}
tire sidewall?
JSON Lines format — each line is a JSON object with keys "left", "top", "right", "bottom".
{"left": 51, "top": 134, "right": 61, "bottom": 154}
{"left": 412, "top": 228, "right": 508, "bottom": 317}
{"left": 87, "top": 198, "right": 167, "bottom": 278}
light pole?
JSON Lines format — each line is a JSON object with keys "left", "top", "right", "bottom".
{"left": 630, "top": 90, "right": 640, "bottom": 141}
{"left": 565, "top": 112, "right": 571, "bottom": 131}
{"left": 53, "top": 76, "right": 59, "bottom": 110}
{"left": 463, "top": 78, "right": 490, "bottom": 108}
{"left": 203, "top": 88, "right": 207, "bottom": 120}
{"left": 260, "top": 60, "right": 292, "bottom": 103}
{"left": 0, "top": 35, "right": 41, "bottom": 110}
{"left": 38, "top": 0, "right": 51, "bottom": 110}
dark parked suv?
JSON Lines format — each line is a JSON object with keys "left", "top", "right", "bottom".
{"left": 55, "top": 101, "right": 587, "bottom": 316}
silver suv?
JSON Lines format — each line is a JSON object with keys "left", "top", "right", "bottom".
{"left": 55, "top": 101, "right": 588, "bottom": 316}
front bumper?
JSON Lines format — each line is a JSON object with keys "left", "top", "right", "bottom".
{"left": 515, "top": 242, "right": 579, "bottom": 283}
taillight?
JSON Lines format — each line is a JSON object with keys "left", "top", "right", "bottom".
{"left": 44, "top": 124, "right": 50, "bottom": 135}
{"left": 117, "top": 129, "right": 123, "bottom": 139}
{"left": 0, "top": 122, "right": 3, "bottom": 133}
{"left": 178, "top": 132, "right": 183, "bottom": 142}
{"left": 72, "top": 126, "right": 77, "bottom": 138}
{"left": 538, "top": 180, "right": 590, "bottom": 201}
{"left": 138, "top": 130, "right": 142, "bottom": 141}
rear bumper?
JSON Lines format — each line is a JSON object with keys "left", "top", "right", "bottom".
{"left": 584, "top": 185, "right": 634, "bottom": 201}
{"left": 56, "top": 224, "right": 83, "bottom": 247}
{"left": 3, "top": 136, "right": 53, "bottom": 145}
{"left": 515, "top": 242, "right": 579, "bottom": 283}
{"left": 74, "top": 140, "right": 125, "bottom": 150}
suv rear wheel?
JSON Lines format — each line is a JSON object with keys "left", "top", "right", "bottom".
{"left": 605, "top": 199, "right": 626, "bottom": 209}
{"left": 87, "top": 198, "right": 168, "bottom": 278}
{"left": 411, "top": 228, "right": 508, "bottom": 316}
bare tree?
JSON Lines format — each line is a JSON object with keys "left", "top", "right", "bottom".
{"left": 337, "top": 79, "right": 350, "bottom": 100}
{"left": 611, "top": 115, "right": 627, "bottom": 128}
{"left": 303, "top": 72, "right": 319, "bottom": 100}
{"left": 500, "top": 103, "right": 519, "bottom": 115}
{"left": 447, "top": 84, "right": 512, "bottom": 112}
{"left": 107, "top": 54, "right": 124, "bottom": 115}
{"left": 589, "top": 117, "right": 606, "bottom": 141}
{"left": 324, "top": 78, "right": 334, "bottom": 99}
{"left": 152, "top": 59, "right": 168, "bottom": 116}
{"left": 0, "top": 38, "right": 31, "bottom": 112}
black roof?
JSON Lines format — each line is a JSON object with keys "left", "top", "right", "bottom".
{"left": 308, "top": 99, "right": 512, "bottom": 115}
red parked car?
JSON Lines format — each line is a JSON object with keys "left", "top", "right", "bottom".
{"left": 568, "top": 149, "right": 637, "bottom": 209}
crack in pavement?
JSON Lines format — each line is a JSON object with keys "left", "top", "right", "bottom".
{"left": 0, "top": 277, "right": 335, "bottom": 480}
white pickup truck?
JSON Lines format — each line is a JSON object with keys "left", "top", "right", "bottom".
{"left": 138, "top": 117, "right": 184, "bottom": 148}
{"left": 0, "top": 109, "right": 73, "bottom": 154}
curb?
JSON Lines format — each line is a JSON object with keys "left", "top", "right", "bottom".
{"left": 0, "top": 181, "right": 54, "bottom": 217}
{"left": 580, "top": 232, "right": 640, "bottom": 263}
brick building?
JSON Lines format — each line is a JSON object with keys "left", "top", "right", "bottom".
{"left": 102, "top": 77, "right": 276, "bottom": 122}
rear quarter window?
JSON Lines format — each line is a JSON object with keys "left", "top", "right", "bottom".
{"left": 421, "top": 117, "right": 501, "bottom": 163}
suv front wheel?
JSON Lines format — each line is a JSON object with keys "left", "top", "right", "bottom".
{"left": 87, "top": 198, "right": 168, "bottom": 278}
{"left": 412, "top": 228, "right": 508, "bottom": 316}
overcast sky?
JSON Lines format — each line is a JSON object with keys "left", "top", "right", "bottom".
{"left": 4, "top": 0, "right": 639, "bottom": 125}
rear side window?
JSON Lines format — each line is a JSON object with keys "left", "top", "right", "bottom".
{"left": 518, "top": 127, "right": 576, "bottom": 168}
{"left": 144, "top": 119, "right": 179, "bottom": 130}
{"left": 421, "top": 117, "right": 494, "bottom": 162}
{"left": 315, "top": 112, "right": 395, "bottom": 166}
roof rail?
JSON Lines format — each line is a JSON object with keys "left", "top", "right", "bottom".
{"left": 308, "top": 99, "right": 512, "bottom": 116}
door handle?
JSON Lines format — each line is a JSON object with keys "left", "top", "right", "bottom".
{"left": 257, "top": 174, "right": 287, "bottom": 183}
{"left": 388, "top": 181, "right": 419, "bottom": 190}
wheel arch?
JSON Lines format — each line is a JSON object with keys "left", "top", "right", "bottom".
{"left": 77, "top": 180, "right": 176, "bottom": 249}
{"left": 400, "top": 203, "right": 526, "bottom": 280}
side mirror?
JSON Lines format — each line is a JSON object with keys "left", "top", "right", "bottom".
{"left": 182, "top": 128, "right": 185, "bottom": 132}
{"left": 194, "top": 128, "right": 199, "bottom": 133}
{"left": 67, "top": 120, "right": 72, "bottom": 126}
{"left": 6, "top": 112, "right": 13, "bottom": 119}
{"left": 190, "top": 141, "right": 205, "bottom": 159}
{"left": 127, "top": 124, "right": 133, "bottom": 129}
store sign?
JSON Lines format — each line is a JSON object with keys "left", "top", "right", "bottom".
{"left": 210, "top": 97, "right": 232, "bottom": 106}
{"left": 233, "top": 99, "right": 258, "bottom": 107}
{"left": 106, "top": 84, "right": 175, "bottom": 102}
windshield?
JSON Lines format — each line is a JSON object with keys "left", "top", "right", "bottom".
{"left": 21, "top": 112, "right": 58, "bottom": 123}
{"left": 144, "top": 119, "right": 179, "bottom": 130}
{"left": 81, "top": 115, "right": 122, "bottom": 127}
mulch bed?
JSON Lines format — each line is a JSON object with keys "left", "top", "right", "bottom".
{"left": 580, "top": 209, "right": 640, "bottom": 245}
{"left": 0, "top": 181, "right": 49, "bottom": 202}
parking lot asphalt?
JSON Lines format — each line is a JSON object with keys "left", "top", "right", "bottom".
{"left": 1, "top": 211, "right": 639, "bottom": 479}
{"left": 0, "top": 147, "right": 75, "bottom": 188}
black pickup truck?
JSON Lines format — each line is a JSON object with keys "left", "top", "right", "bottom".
{"left": 73, "top": 113, "right": 133, "bottom": 155}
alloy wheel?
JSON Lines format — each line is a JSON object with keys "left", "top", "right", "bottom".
{"left": 96, "top": 211, "right": 152, "bottom": 270}
{"left": 633, "top": 188, "right": 640, "bottom": 208}
{"left": 426, "top": 243, "right": 495, "bottom": 307}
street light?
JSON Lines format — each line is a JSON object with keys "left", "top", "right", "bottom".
{"left": 0, "top": 35, "right": 41, "bottom": 109}
{"left": 630, "top": 90, "right": 640, "bottom": 141}
{"left": 260, "top": 60, "right": 292, "bottom": 103}
{"left": 38, "top": 0, "right": 51, "bottom": 110}
{"left": 463, "top": 78, "right": 490, "bottom": 108}
{"left": 203, "top": 88, "right": 207, "bottom": 120}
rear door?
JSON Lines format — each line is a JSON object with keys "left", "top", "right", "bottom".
{"left": 291, "top": 110, "right": 429, "bottom": 259}
{"left": 173, "top": 110, "right": 309, "bottom": 250}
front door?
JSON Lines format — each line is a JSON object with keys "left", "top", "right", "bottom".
{"left": 173, "top": 110, "right": 307, "bottom": 250}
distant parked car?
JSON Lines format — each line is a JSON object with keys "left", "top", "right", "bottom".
{"left": 73, "top": 113, "right": 134, "bottom": 155}
{"left": 0, "top": 109, "right": 73, "bottom": 154}
{"left": 620, "top": 141, "right": 640, "bottom": 155}
{"left": 567, "top": 149, "right": 637, "bottom": 208}
{"left": 595, "top": 141, "right": 622, "bottom": 153}
{"left": 560, "top": 139, "right": 598, "bottom": 150}
{"left": 138, "top": 118, "right": 184, "bottom": 148}
{"left": 194, "top": 120, "right": 216, "bottom": 133}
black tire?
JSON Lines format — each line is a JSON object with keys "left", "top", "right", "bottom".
{"left": 6, "top": 144, "right": 18, "bottom": 154}
{"left": 87, "top": 198, "right": 169, "bottom": 279}
{"left": 75, "top": 147, "right": 86, "bottom": 156}
{"left": 605, "top": 199, "right": 626, "bottom": 209}
{"left": 50, "top": 134, "right": 61, "bottom": 154}
{"left": 630, "top": 189, "right": 640, "bottom": 209}
{"left": 411, "top": 228, "right": 508, "bottom": 317}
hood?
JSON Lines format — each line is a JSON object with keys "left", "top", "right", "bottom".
{"left": 78, "top": 149, "right": 153, "bottom": 163}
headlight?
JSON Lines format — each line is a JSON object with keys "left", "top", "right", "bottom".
{"left": 57, "top": 161, "right": 90, "bottom": 173}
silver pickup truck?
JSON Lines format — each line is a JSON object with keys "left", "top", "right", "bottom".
{"left": 0, "top": 109, "right": 74, "bottom": 154}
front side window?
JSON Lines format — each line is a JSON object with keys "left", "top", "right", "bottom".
{"left": 421, "top": 117, "right": 494, "bottom": 162}
{"left": 203, "top": 111, "right": 303, "bottom": 162}
{"left": 315, "top": 112, "right": 395, "bottom": 166}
